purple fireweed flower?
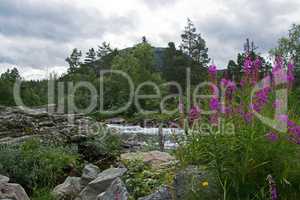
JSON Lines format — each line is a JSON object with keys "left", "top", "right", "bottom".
{"left": 289, "top": 126, "right": 300, "bottom": 136}
{"left": 208, "top": 64, "right": 217, "bottom": 75}
{"left": 243, "top": 56, "right": 252, "bottom": 75}
{"left": 209, "top": 97, "right": 219, "bottom": 110}
{"left": 272, "top": 100, "right": 282, "bottom": 109}
{"left": 267, "top": 175, "right": 278, "bottom": 200}
{"left": 265, "top": 132, "right": 279, "bottom": 142}
{"left": 251, "top": 57, "right": 261, "bottom": 84}
{"left": 276, "top": 114, "right": 288, "bottom": 122}
{"left": 210, "top": 114, "right": 219, "bottom": 124}
{"left": 221, "top": 78, "right": 236, "bottom": 100}
{"left": 189, "top": 105, "right": 201, "bottom": 123}
{"left": 287, "top": 120, "right": 296, "bottom": 127}
{"left": 254, "top": 57, "right": 262, "bottom": 68}
{"left": 220, "top": 78, "right": 228, "bottom": 86}
{"left": 240, "top": 79, "right": 246, "bottom": 87}
{"left": 244, "top": 112, "right": 253, "bottom": 123}
{"left": 274, "top": 56, "right": 284, "bottom": 70}
{"left": 287, "top": 62, "right": 295, "bottom": 87}
{"left": 251, "top": 87, "right": 271, "bottom": 112}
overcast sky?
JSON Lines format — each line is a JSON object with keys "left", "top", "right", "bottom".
{"left": 0, "top": 0, "right": 299, "bottom": 79}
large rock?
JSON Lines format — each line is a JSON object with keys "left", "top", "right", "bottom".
{"left": 81, "top": 164, "right": 100, "bottom": 187}
{"left": 0, "top": 175, "right": 9, "bottom": 183}
{"left": 173, "top": 165, "right": 221, "bottom": 200}
{"left": 52, "top": 176, "right": 82, "bottom": 200}
{"left": 138, "top": 186, "right": 172, "bottom": 200}
{"left": 0, "top": 183, "right": 30, "bottom": 200}
{"left": 0, "top": 106, "right": 98, "bottom": 145}
{"left": 80, "top": 167, "right": 127, "bottom": 200}
{"left": 97, "top": 178, "right": 129, "bottom": 200}
{"left": 121, "top": 151, "right": 175, "bottom": 169}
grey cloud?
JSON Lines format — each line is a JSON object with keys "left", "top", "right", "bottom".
{"left": 194, "top": 0, "right": 300, "bottom": 67}
{"left": 142, "top": 0, "right": 178, "bottom": 9}
{"left": 0, "top": 0, "right": 135, "bottom": 42}
{"left": 0, "top": 0, "right": 136, "bottom": 69}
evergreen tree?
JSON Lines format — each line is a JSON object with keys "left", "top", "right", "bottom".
{"left": 142, "top": 36, "right": 148, "bottom": 43}
{"left": 163, "top": 41, "right": 206, "bottom": 91}
{"left": 180, "top": 18, "right": 210, "bottom": 66}
{"left": 66, "top": 48, "right": 82, "bottom": 72}
{"left": 97, "top": 42, "right": 112, "bottom": 59}
{"left": 0, "top": 68, "right": 21, "bottom": 81}
{"left": 84, "top": 48, "right": 96, "bottom": 64}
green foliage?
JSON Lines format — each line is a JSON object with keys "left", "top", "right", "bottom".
{"left": 66, "top": 48, "right": 82, "bottom": 73}
{"left": 180, "top": 18, "right": 210, "bottom": 65}
{"left": 162, "top": 42, "right": 207, "bottom": 92}
{"left": 78, "top": 130, "right": 122, "bottom": 169}
{"left": 122, "top": 159, "right": 174, "bottom": 199}
{"left": 84, "top": 48, "right": 97, "bottom": 64}
{"left": 177, "top": 86, "right": 300, "bottom": 199}
{"left": 31, "top": 188, "right": 55, "bottom": 200}
{"left": 0, "top": 139, "right": 80, "bottom": 194}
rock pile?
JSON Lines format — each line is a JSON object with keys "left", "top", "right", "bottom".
{"left": 0, "top": 106, "right": 97, "bottom": 144}
{"left": 52, "top": 164, "right": 129, "bottom": 200}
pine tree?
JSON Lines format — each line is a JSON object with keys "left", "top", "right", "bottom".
{"left": 180, "top": 18, "right": 210, "bottom": 66}
{"left": 66, "top": 48, "right": 82, "bottom": 72}
{"left": 84, "top": 48, "right": 96, "bottom": 64}
{"left": 142, "top": 36, "right": 148, "bottom": 43}
{"left": 97, "top": 42, "right": 112, "bottom": 59}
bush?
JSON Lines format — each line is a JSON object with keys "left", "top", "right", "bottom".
{"left": 122, "top": 159, "right": 175, "bottom": 199}
{"left": 78, "top": 130, "right": 122, "bottom": 169}
{"left": 0, "top": 139, "right": 80, "bottom": 195}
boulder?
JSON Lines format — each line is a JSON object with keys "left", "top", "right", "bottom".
{"left": 97, "top": 178, "right": 129, "bottom": 200}
{"left": 52, "top": 176, "right": 82, "bottom": 200}
{"left": 81, "top": 164, "right": 100, "bottom": 186}
{"left": 138, "top": 186, "right": 172, "bottom": 200}
{"left": 80, "top": 167, "right": 127, "bottom": 200}
{"left": 0, "top": 175, "right": 9, "bottom": 183}
{"left": 121, "top": 151, "right": 175, "bottom": 169}
{"left": 0, "top": 183, "right": 30, "bottom": 200}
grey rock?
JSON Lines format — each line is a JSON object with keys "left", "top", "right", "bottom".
{"left": 0, "top": 106, "right": 99, "bottom": 145}
{"left": 97, "top": 178, "right": 129, "bottom": 200}
{"left": 81, "top": 164, "right": 100, "bottom": 186}
{"left": 138, "top": 186, "right": 172, "bottom": 200}
{"left": 52, "top": 177, "right": 82, "bottom": 200}
{"left": 121, "top": 151, "right": 175, "bottom": 169}
{"left": 80, "top": 168, "right": 127, "bottom": 200}
{"left": 105, "top": 117, "right": 126, "bottom": 124}
{"left": 0, "top": 175, "right": 9, "bottom": 183}
{"left": 0, "top": 183, "right": 30, "bottom": 200}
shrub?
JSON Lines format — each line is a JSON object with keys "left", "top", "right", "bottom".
{"left": 0, "top": 139, "right": 80, "bottom": 195}
{"left": 122, "top": 159, "right": 175, "bottom": 199}
{"left": 78, "top": 130, "right": 122, "bottom": 169}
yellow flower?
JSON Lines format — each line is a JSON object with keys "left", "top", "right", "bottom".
{"left": 201, "top": 181, "right": 209, "bottom": 187}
